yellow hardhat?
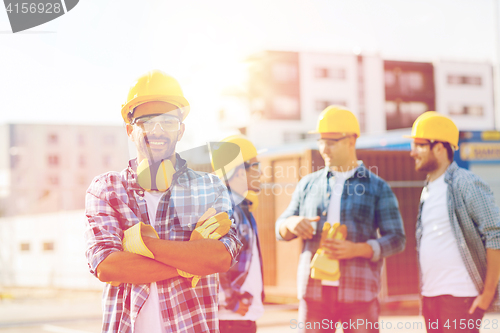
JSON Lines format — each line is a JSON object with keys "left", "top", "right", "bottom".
{"left": 309, "top": 105, "right": 360, "bottom": 137}
{"left": 405, "top": 111, "right": 459, "bottom": 149}
{"left": 211, "top": 135, "right": 258, "bottom": 180}
{"left": 121, "top": 70, "right": 190, "bottom": 123}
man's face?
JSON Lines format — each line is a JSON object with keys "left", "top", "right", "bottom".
{"left": 245, "top": 157, "right": 262, "bottom": 193}
{"left": 126, "top": 101, "right": 185, "bottom": 162}
{"left": 410, "top": 139, "right": 438, "bottom": 173}
{"left": 318, "top": 134, "right": 353, "bottom": 169}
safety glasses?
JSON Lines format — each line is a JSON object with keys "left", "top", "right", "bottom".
{"left": 317, "top": 136, "right": 350, "bottom": 148}
{"left": 132, "top": 114, "right": 181, "bottom": 132}
{"left": 244, "top": 161, "right": 261, "bottom": 173}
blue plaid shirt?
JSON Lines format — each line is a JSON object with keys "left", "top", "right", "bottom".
{"left": 219, "top": 192, "right": 264, "bottom": 312}
{"left": 416, "top": 162, "right": 500, "bottom": 311}
{"left": 84, "top": 154, "right": 242, "bottom": 333}
{"left": 275, "top": 163, "right": 406, "bottom": 303}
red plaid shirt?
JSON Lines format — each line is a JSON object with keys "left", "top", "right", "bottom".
{"left": 85, "top": 156, "right": 241, "bottom": 333}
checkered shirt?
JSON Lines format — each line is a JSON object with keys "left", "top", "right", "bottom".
{"left": 416, "top": 162, "right": 500, "bottom": 311}
{"left": 275, "top": 163, "right": 406, "bottom": 303}
{"left": 84, "top": 155, "right": 242, "bottom": 333}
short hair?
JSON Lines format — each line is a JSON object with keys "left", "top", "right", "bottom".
{"left": 431, "top": 141, "right": 454, "bottom": 162}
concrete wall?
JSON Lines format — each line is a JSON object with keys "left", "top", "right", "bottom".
{"left": 0, "top": 210, "right": 103, "bottom": 290}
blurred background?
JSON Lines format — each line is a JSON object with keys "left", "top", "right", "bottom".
{"left": 2, "top": 0, "right": 500, "bottom": 332}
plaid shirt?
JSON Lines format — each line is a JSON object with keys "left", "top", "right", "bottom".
{"left": 416, "top": 162, "right": 500, "bottom": 311}
{"left": 275, "top": 163, "right": 406, "bottom": 303}
{"left": 219, "top": 192, "right": 264, "bottom": 312}
{"left": 84, "top": 154, "right": 242, "bottom": 333}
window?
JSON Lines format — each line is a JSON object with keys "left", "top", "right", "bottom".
{"left": 48, "top": 155, "right": 59, "bottom": 166}
{"left": 20, "top": 243, "right": 30, "bottom": 252}
{"left": 385, "top": 71, "right": 396, "bottom": 87}
{"left": 103, "top": 135, "right": 115, "bottom": 145}
{"left": 405, "top": 72, "right": 424, "bottom": 91}
{"left": 79, "top": 155, "right": 86, "bottom": 168}
{"left": 272, "top": 63, "right": 297, "bottom": 82}
{"left": 449, "top": 104, "right": 484, "bottom": 116}
{"left": 48, "top": 175, "right": 59, "bottom": 185}
{"left": 48, "top": 133, "right": 58, "bottom": 144}
{"left": 284, "top": 132, "right": 308, "bottom": 143}
{"left": 314, "top": 67, "right": 346, "bottom": 80}
{"left": 272, "top": 96, "right": 299, "bottom": 117}
{"left": 315, "top": 68, "right": 329, "bottom": 78}
{"left": 43, "top": 242, "right": 55, "bottom": 251}
{"left": 447, "top": 75, "right": 482, "bottom": 86}
{"left": 315, "top": 100, "right": 347, "bottom": 112}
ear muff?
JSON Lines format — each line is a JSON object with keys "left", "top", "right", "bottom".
{"left": 243, "top": 190, "right": 259, "bottom": 212}
{"left": 137, "top": 159, "right": 175, "bottom": 191}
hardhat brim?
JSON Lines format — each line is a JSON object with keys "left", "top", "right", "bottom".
{"left": 121, "top": 95, "right": 190, "bottom": 123}
{"left": 402, "top": 134, "right": 459, "bottom": 150}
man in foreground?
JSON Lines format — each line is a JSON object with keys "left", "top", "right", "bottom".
{"left": 84, "top": 70, "right": 241, "bottom": 333}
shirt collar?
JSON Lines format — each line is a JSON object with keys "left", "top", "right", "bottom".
{"left": 444, "top": 161, "right": 458, "bottom": 185}
{"left": 323, "top": 161, "right": 366, "bottom": 180}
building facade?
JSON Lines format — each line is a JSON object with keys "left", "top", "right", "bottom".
{"left": 237, "top": 51, "right": 495, "bottom": 148}
{"left": 0, "top": 124, "right": 129, "bottom": 217}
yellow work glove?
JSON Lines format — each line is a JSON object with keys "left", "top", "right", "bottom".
{"left": 107, "top": 222, "right": 159, "bottom": 286}
{"left": 177, "top": 208, "right": 232, "bottom": 287}
{"left": 310, "top": 222, "right": 347, "bottom": 281}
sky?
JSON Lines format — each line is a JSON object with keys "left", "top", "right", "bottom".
{"left": 1, "top": 0, "right": 499, "bottom": 146}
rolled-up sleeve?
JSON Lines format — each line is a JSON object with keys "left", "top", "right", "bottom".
{"left": 465, "top": 178, "right": 500, "bottom": 250}
{"left": 84, "top": 176, "right": 124, "bottom": 277}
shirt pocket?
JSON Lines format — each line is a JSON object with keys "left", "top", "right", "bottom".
{"left": 168, "top": 214, "right": 197, "bottom": 241}
{"left": 346, "top": 189, "right": 377, "bottom": 241}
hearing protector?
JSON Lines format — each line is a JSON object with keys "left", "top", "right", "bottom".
{"left": 136, "top": 158, "right": 175, "bottom": 191}
{"left": 243, "top": 190, "right": 259, "bottom": 212}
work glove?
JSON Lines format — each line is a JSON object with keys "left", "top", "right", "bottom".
{"left": 177, "top": 208, "right": 232, "bottom": 287}
{"left": 310, "top": 222, "right": 347, "bottom": 281}
{"left": 108, "top": 222, "right": 160, "bottom": 286}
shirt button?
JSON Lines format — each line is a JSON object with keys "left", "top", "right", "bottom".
{"left": 322, "top": 211, "right": 327, "bottom": 216}
{"left": 138, "top": 190, "right": 144, "bottom": 195}
{"left": 138, "top": 197, "right": 144, "bottom": 201}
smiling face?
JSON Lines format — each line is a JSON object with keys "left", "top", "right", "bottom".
{"left": 126, "top": 101, "right": 185, "bottom": 163}
{"left": 410, "top": 139, "right": 439, "bottom": 173}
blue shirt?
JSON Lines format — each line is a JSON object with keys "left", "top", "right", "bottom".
{"left": 275, "top": 163, "right": 406, "bottom": 303}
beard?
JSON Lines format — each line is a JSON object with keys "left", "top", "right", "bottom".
{"left": 415, "top": 153, "right": 439, "bottom": 173}
{"left": 137, "top": 133, "right": 178, "bottom": 163}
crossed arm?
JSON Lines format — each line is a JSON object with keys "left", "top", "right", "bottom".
{"left": 95, "top": 238, "right": 231, "bottom": 285}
